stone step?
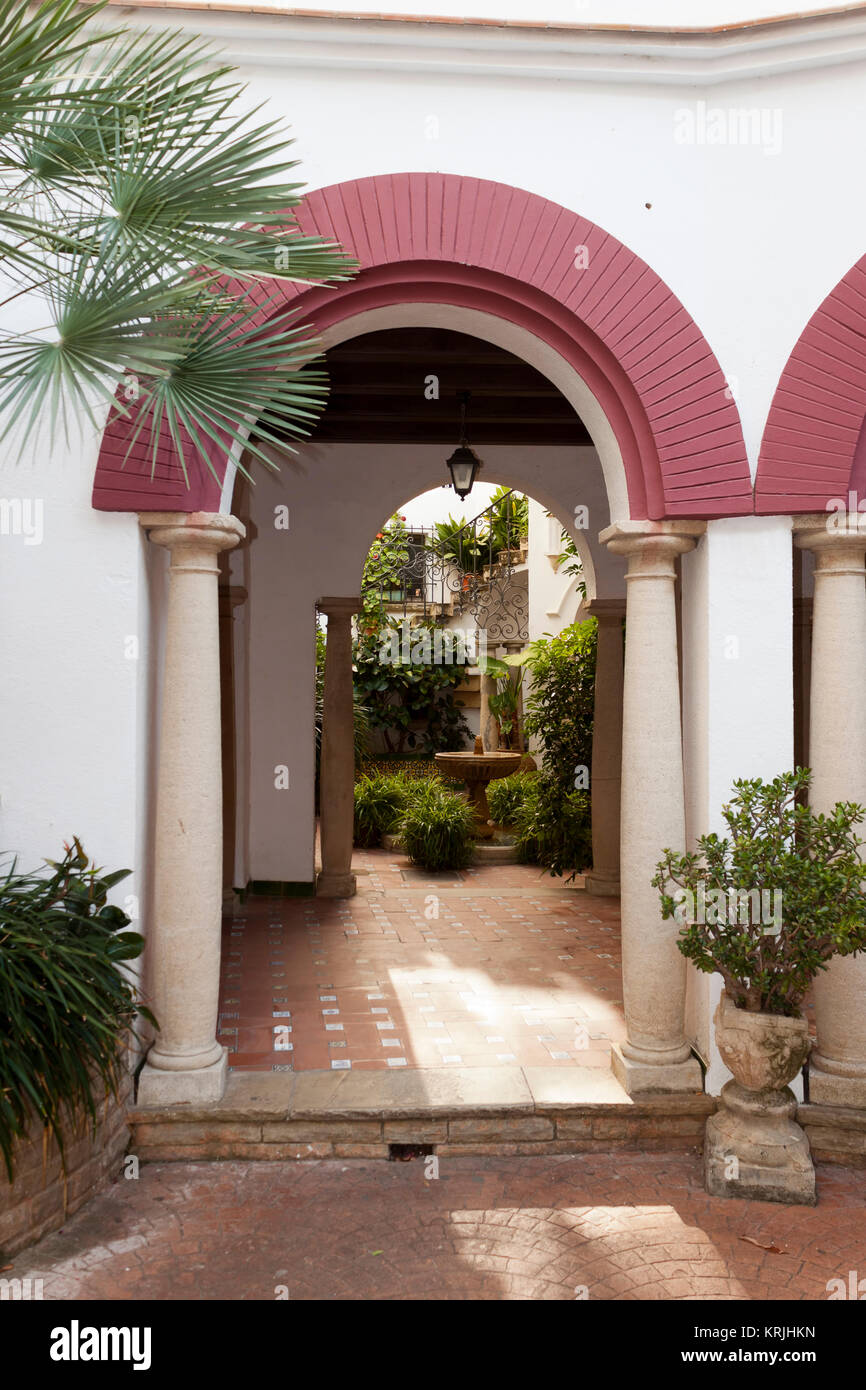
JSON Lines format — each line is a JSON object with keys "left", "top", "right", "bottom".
{"left": 129, "top": 1067, "right": 717, "bottom": 1162}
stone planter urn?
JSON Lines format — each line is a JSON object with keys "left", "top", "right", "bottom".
{"left": 705, "top": 992, "right": 816, "bottom": 1205}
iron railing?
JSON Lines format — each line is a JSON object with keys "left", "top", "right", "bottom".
{"left": 365, "top": 489, "right": 530, "bottom": 644}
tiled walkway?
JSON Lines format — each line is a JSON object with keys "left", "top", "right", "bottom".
{"left": 219, "top": 851, "right": 625, "bottom": 1073}
{"left": 11, "top": 1153, "right": 864, "bottom": 1300}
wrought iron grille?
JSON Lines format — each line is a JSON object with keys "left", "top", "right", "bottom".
{"left": 365, "top": 489, "right": 530, "bottom": 645}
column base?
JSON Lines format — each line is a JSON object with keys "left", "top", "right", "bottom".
{"left": 137, "top": 1050, "right": 228, "bottom": 1106}
{"left": 316, "top": 871, "right": 357, "bottom": 899}
{"left": 611, "top": 1043, "right": 703, "bottom": 1096}
{"left": 704, "top": 1081, "right": 816, "bottom": 1205}
{"left": 808, "top": 1064, "right": 866, "bottom": 1109}
{"left": 583, "top": 873, "right": 620, "bottom": 897}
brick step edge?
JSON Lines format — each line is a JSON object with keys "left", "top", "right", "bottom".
{"left": 799, "top": 1103, "right": 866, "bottom": 1168}
{"left": 129, "top": 1110, "right": 711, "bottom": 1162}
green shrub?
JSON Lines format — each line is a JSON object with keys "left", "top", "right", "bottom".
{"left": 353, "top": 772, "right": 444, "bottom": 847}
{"left": 0, "top": 840, "right": 154, "bottom": 1182}
{"left": 521, "top": 618, "right": 598, "bottom": 797}
{"left": 353, "top": 774, "right": 407, "bottom": 847}
{"left": 487, "top": 771, "right": 538, "bottom": 826}
{"left": 400, "top": 783, "right": 477, "bottom": 871}
{"left": 654, "top": 769, "right": 866, "bottom": 1016}
{"left": 357, "top": 757, "right": 438, "bottom": 783}
{"left": 514, "top": 773, "right": 592, "bottom": 879}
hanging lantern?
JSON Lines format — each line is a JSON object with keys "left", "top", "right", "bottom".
{"left": 446, "top": 390, "right": 482, "bottom": 500}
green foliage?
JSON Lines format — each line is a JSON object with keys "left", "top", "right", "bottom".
{"left": 353, "top": 618, "right": 470, "bottom": 756}
{"left": 400, "top": 782, "right": 477, "bottom": 872}
{"left": 653, "top": 770, "right": 866, "bottom": 1016}
{"left": 487, "top": 771, "right": 538, "bottom": 826}
{"left": 518, "top": 618, "right": 597, "bottom": 795}
{"left": 490, "top": 620, "right": 597, "bottom": 876}
{"left": 353, "top": 771, "right": 442, "bottom": 848}
{"left": 315, "top": 624, "right": 369, "bottom": 782}
{"left": 430, "top": 514, "right": 484, "bottom": 570}
{"left": 0, "top": 0, "right": 355, "bottom": 478}
{"left": 0, "top": 839, "right": 154, "bottom": 1182}
{"left": 357, "top": 757, "right": 439, "bottom": 782}
{"left": 513, "top": 773, "right": 592, "bottom": 878}
{"left": 486, "top": 485, "right": 528, "bottom": 556}
{"left": 556, "top": 529, "right": 588, "bottom": 601}
{"left": 478, "top": 655, "right": 522, "bottom": 749}
{"left": 359, "top": 515, "right": 412, "bottom": 629}
{"left": 353, "top": 774, "right": 409, "bottom": 848}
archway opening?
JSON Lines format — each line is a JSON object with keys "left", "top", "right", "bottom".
{"left": 215, "top": 321, "right": 630, "bottom": 1079}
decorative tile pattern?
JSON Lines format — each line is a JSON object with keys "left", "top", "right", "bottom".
{"left": 217, "top": 849, "right": 625, "bottom": 1072}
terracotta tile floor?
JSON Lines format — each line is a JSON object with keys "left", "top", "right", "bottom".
{"left": 219, "top": 850, "right": 626, "bottom": 1073}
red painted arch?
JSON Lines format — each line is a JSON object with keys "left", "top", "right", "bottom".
{"left": 757, "top": 255, "right": 866, "bottom": 513}
{"left": 92, "top": 173, "right": 752, "bottom": 520}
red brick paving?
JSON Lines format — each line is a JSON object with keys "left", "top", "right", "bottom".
{"left": 10, "top": 1153, "right": 865, "bottom": 1301}
{"left": 220, "top": 851, "right": 625, "bottom": 1073}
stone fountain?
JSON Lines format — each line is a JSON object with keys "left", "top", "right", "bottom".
{"left": 435, "top": 735, "right": 522, "bottom": 838}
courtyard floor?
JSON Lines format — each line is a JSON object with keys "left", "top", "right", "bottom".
{"left": 10, "top": 1152, "right": 863, "bottom": 1301}
{"left": 218, "top": 850, "right": 626, "bottom": 1073}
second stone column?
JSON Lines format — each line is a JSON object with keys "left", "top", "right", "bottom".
{"left": 601, "top": 521, "right": 705, "bottom": 1095}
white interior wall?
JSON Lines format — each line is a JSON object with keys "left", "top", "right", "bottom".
{"left": 681, "top": 516, "right": 795, "bottom": 1092}
{"left": 0, "top": 419, "right": 156, "bottom": 990}
{"left": 242, "top": 441, "right": 614, "bottom": 882}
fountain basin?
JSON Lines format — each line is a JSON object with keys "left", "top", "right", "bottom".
{"left": 434, "top": 749, "right": 522, "bottom": 837}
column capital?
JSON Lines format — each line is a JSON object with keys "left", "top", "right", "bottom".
{"left": 599, "top": 519, "right": 706, "bottom": 560}
{"left": 317, "top": 596, "right": 362, "bottom": 619}
{"left": 603, "top": 519, "right": 706, "bottom": 550}
{"left": 793, "top": 515, "right": 866, "bottom": 568}
{"left": 139, "top": 511, "right": 245, "bottom": 556}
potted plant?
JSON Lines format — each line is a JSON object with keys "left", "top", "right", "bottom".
{"left": 479, "top": 656, "right": 523, "bottom": 750}
{"left": 653, "top": 769, "right": 866, "bottom": 1205}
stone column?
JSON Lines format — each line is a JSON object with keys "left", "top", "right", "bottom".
{"left": 794, "top": 519, "right": 866, "bottom": 1107}
{"left": 501, "top": 639, "right": 525, "bottom": 751}
{"left": 317, "top": 597, "right": 361, "bottom": 898}
{"left": 600, "top": 521, "right": 706, "bottom": 1095}
{"left": 583, "top": 600, "right": 625, "bottom": 896}
{"left": 479, "top": 670, "right": 500, "bottom": 751}
{"left": 219, "top": 585, "right": 247, "bottom": 894}
{"left": 138, "top": 512, "right": 245, "bottom": 1105}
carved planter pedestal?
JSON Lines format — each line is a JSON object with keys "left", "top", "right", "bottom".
{"left": 705, "top": 993, "right": 816, "bottom": 1205}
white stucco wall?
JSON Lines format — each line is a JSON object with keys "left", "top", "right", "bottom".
{"left": 95, "top": 3, "right": 866, "bottom": 485}
{"left": 681, "top": 515, "right": 795, "bottom": 1091}
{"left": 0, "top": 419, "right": 159, "bottom": 984}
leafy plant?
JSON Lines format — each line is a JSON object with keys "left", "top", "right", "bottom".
{"left": 400, "top": 782, "right": 476, "bottom": 871}
{"left": 479, "top": 654, "right": 523, "bottom": 749}
{"left": 556, "top": 529, "right": 588, "bottom": 602}
{"left": 353, "top": 774, "right": 408, "bottom": 848}
{"left": 359, "top": 515, "right": 412, "bottom": 631}
{"left": 486, "top": 486, "right": 528, "bottom": 559}
{"left": 514, "top": 618, "right": 597, "bottom": 796}
{"left": 487, "top": 771, "right": 538, "bottom": 827}
{"left": 514, "top": 773, "right": 592, "bottom": 878}
{"left": 0, "top": 839, "right": 154, "bottom": 1182}
{"left": 653, "top": 769, "right": 866, "bottom": 1016}
{"left": 430, "top": 514, "right": 485, "bottom": 571}
{"left": 0, "top": 0, "right": 355, "bottom": 481}
{"left": 353, "top": 618, "right": 469, "bottom": 756}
